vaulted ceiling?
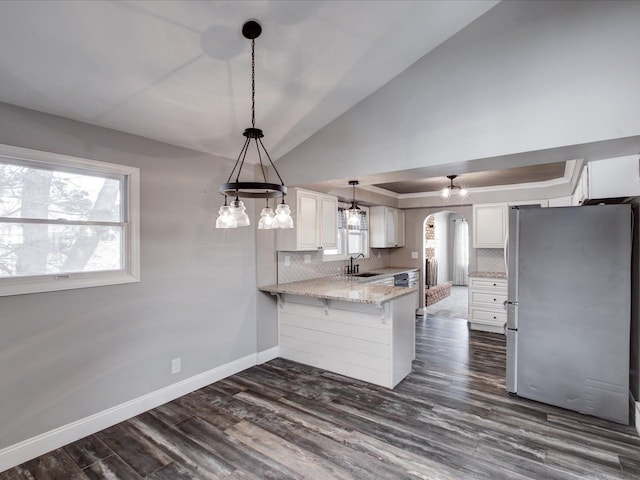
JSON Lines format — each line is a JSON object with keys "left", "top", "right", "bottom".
{"left": 0, "top": 0, "right": 498, "bottom": 162}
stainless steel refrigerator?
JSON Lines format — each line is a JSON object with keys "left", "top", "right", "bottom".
{"left": 505, "top": 204, "right": 631, "bottom": 424}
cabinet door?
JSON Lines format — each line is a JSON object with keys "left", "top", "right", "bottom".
{"left": 473, "top": 204, "right": 507, "bottom": 248}
{"left": 385, "top": 208, "right": 396, "bottom": 247}
{"left": 318, "top": 194, "right": 338, "bottom": 249}
{"left": 395, "top": 209, "right": 405, "bottom": 247}
{"left": 296, "top": 191, "right": 319, "bottom": 250}
{"left": 589, "top": 156, "right": 640, "bottom": 199}
{"left": 369, "top": 206, "right": 385, "bottom": 248}
{"left": 548, "top": 196, "right": 572, "bottom": 207}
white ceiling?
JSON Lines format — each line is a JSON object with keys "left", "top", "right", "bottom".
{"left": 0, "top": 0, "right": 498, "bottom": 162}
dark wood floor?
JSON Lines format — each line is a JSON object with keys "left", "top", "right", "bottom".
{"left": 2, "top": 316, "right": 640, "bottom": 479}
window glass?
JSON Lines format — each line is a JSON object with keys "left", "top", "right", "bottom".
{"left": 0, "top": 223, "right": 122, "bottom": 277}
{"left": 0, "top": 163, "right": 122, "bottom": 222}
{"left": 323, "top": 207, "right": 369, "bottom": 261}
{"left": 0, "top": 145, "right": 139, "bottom": 296}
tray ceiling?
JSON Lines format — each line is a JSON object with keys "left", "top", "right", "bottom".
{"left": 374, "top": 162, "right": 567, "bottom": 194}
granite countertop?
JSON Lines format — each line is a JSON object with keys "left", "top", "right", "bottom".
{"left": 259, "top": 276, "right": 418, "bottom": 306}
{"left": 468, "top": 271, "right": 508, "bottom": 279}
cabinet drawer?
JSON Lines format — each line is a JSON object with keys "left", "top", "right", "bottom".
{"left": 470, "top": 308, "right": 506, "bottom": 326}
{"left": 470, "top": 291, "right": 507, "bottom": 308}
{"left": 469, "top": 278, "right": 507, "bottom": 291}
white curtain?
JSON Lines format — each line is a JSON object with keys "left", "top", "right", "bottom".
{"left": 452, "top": 219, "right": 469, "bottom": 285}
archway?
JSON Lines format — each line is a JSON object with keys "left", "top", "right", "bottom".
{"left": 420, "top": 211, "right": 469, "bottom": 320}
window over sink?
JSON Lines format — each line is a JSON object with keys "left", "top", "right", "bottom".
{"left": 323, "top": 205, "right": 369, "bottom": 261}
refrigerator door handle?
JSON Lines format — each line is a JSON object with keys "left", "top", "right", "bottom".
{"left": 504, "top": 232, "right": 509, "bottom": 279}
{"left": 504, "top": 300, "right": 518, "bottom": 310}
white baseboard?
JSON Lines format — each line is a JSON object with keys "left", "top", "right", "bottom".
{"left": 256, "top": 346, "right": 279, "bottom": 364}
{"left": 0, "top": 352, "right": 258, "bottom": 473}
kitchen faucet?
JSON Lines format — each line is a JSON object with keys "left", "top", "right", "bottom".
{"left": 347, "top": 253, "right": 365, "bottom": 274}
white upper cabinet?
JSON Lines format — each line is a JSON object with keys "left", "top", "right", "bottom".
{"left": 588, "top": 156, "right": 640, "bottom": 199}
{"left": 370, "top": 206, "right": 405, "bottom": 248}
{"left": 548, "top": 196, "right": 573, "bottom": 207}
{"left": 318, "top": 194, "right": 338, "bottom": 250}
{"left": 277, "top": 188, "right": 338, "bottom": 251}
{"left": 473, "top": 203, "right": 507, "bottom": 248}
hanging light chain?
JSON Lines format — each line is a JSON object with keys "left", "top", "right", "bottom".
{"left": 251, "top": 38, "right": 256, "bottom": 129}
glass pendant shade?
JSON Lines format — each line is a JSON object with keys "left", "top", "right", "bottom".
{"left": 216, "top": 204, "right": 238, "bottom": 228}
{"left": 229, "top": 199, "right": 250, "bottom": 227}
{"left": 258, "top": 206, "right": 276, "bottom": 229}
{"left": 441, "top": 175, "right": 467, "bottom": 198}
{"left": 347, "top": 208, "right": 361, "bottom": 228}
{"left": 274, "top": 202, "right": 294, "bottom": 229}
{"left": 346, "top": 180, "right": 361, "bottom": 227}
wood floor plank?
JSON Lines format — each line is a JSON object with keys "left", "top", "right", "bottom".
{"left": 96, "top": 421, "right": 173, "bottom": 477}
{"left": 226, "top": 420, "right": 355, "bottom": 480}
{"left": 23, "top": 449, "right": 88, "bottom": 480}
{"left": 176, "top": 416, "right": 302, "bottom": 480}
{"left": 81, "top": 455, "right": 143, "bottom": 480}
{"left": 0, "top": 465, "right": 35, "bottom": 480}
{"left": 62, "top": 435, "right": 113, "bottom": 470}
{"left": 128, "top": 412, "right": 233, "bottom": 479}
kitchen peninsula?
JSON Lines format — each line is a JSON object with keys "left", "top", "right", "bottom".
{"left": 260, "top": 275, "right": 418, "bottom": 388}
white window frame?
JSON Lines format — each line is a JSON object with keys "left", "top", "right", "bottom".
{"left": 0, "top": 144, "right": 140, "bottom": 296}
{"left": 323, "top": 205, "right": 369, "bottom": 261}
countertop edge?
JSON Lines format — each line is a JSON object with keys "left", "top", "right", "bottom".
{"left": 468, "top": 271, "right": 507, "bottom": 279}
{"left": 258, "top": 284, "right": 418, "bottom": 306}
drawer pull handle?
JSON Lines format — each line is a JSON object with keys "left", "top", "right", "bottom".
{"left": 493, "top": 298, "right": 497, "bottom": 301}
{"left": 493, "top": 283, "right": 496, "bottom": 286}
{"left": 493, "top": 316, "right": 497, "bottom": 319}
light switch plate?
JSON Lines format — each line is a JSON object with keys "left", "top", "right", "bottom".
{"left": 304, "top": 254, "right": 311, "bottom": 264}
{"left": 284, "top": 255, "right": 291, "bottom": 266}
{"left": 411, "top": 251, "right": 418, "bottom": 259}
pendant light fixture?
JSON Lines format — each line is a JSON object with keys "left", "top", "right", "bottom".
{"left": 216, "top": 20, "right": 293, "bottom": 229}
{"left": 441, "top": 175, "right": 468, "bottom": 199}
{"left": 347, "top": 180, "right": 361, "bottom": 228}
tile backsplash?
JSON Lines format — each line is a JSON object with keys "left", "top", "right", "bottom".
{"left": 277, "top": 250, "right": 391, "bottom": 283}
{"left": 476, "top": 248, "right": 506, "bottom": 273}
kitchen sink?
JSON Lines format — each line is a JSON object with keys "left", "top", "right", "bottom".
{"left": 351, "top": 272, "right": 382, "bottom": 277}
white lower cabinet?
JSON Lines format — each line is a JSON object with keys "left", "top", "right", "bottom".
{"left": 468, "top": 276, "right": 508, "bottom": 333}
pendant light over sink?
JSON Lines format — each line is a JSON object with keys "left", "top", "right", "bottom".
{"left": 216, "top": 20, "right": 293, "bottom": 230}
{"left": 347, "top": 180, "right": 362, "bottom": 228}
{"left": 441, "top": 175, "right": 468, "bottom": 199}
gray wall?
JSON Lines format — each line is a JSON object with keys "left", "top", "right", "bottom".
{"left": 276, "top": 1, "right": 640, "bottom": 187}
{"left": 0, "top": 103, "right": 258, "bottom": 449}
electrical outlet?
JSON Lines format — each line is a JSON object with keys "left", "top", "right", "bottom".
{"left": 304, "top": 254, "right": 311, "bottom": 264}
{"left": 284, "top": 255, "right": 291, "bottom": 267}
{"left": 411, "top": 251, "right": 418, "bottom": 259}
{"left": 377, "top": 252, "right": 381, "bottom": 259}
{"left": 171, "top": 358, "right": 181, "bottom": 375}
